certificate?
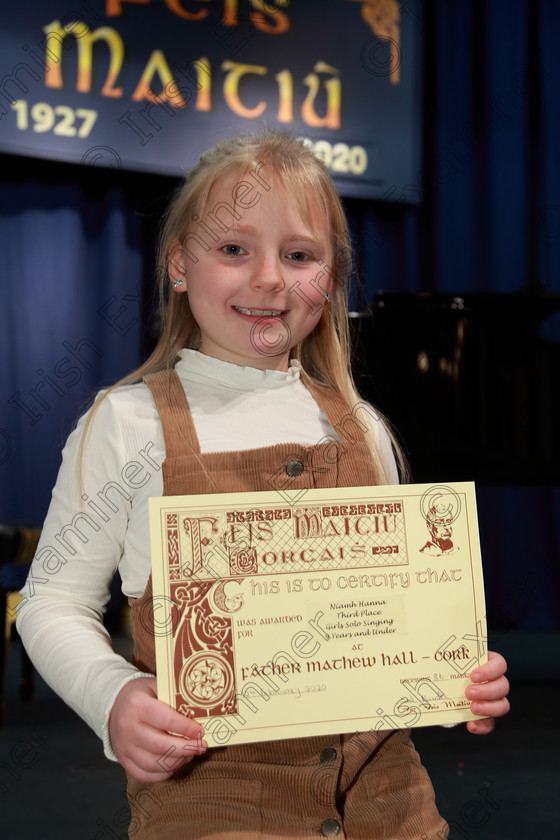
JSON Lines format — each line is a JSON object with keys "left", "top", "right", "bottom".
{"left": 149, "top": 482, "right": 487, "bottom": 747}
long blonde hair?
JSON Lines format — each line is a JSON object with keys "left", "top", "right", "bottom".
{"left": 82, "top": 130, "right": 406, "bottom": 483}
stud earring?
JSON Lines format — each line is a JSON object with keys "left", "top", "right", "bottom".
{"left": 324, "top": 291, "right": 331, "bottom": 303}
{"left": 172, "top": 279, "right": 183, "bottom": 288}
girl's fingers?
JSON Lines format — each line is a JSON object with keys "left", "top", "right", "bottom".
{"left": 117, "top": 678, "right": 206, "bottom": 743}
{"left": 466, "top": 674, "right": 510, "bottom": 701}
{"left": 150, "top": 735, "right": 207, "bottom": 776}
{"left": 124, "top": 744, "right": 173, "bottom": 782}
{"left": 470, "top": 696, "right": 510, "bottom": 718}
{"left": 139, "top": 696, "right": 205, "bottom": 742}
{"left": 469, "top": 650, "right": 507, "bottom": 683}
{"left": 128, "top": 718, "right": 207, "bottom": 759}
{"left": 122, "top": 733, "right": 207, "bottom": 782}
{"left": 466, "top": 717, "right": 495, "bottom": 735}
{"left": 464, "top": 651, "right": 510, "bottom": 735}
{"left": 109, "top": 677, "right": 207, "bottom": 778}
{"left": 126, "top": 709, "right": 207, "bottom": 770}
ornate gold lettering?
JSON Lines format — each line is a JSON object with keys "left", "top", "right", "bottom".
{"left": 251, "top": 0, "right": 290, "bottom": 33}
{"left": 222, "top": 0, "right": 240, "bottom": 26}
{"left": 193, "top": 57, "right": 212, "bottom": 111}
{"left": 43, "top": 20, "right": 124, "bottom": 98}
{"left": 354, "top": 0, "right": 401, "bottom": 84}
{"left": 132, "top": 49, "right": 187, "bottom": 105}
{"left": 222, "top": 60, "right": 267, "bottom": 118}
{"left": 274, "top": 69, "right": 293, "bottom": 122}
{"left": 106, "top": 0, "right": 150, "bottom": 16}
{"left": 165, "top": 0, "right": 210, "bottom": 21}
{"left": 301, "top": 61, "right": 341, "bottom": 129}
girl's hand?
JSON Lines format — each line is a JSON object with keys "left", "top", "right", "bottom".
{"left": 464, "top": 650, "right": 510, "bottom": 734}
{"left": 109, "top": 677, "right": 207, "bottom": 782}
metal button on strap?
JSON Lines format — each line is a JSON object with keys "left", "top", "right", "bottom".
{"left": 320, "top": 747, "right": 338, "bottom": 763}
{"left": 285, "top": 459, "right": 304, "bottom": 477}
{"left": 321, "top": 818, "right": 341, "bottom": 837}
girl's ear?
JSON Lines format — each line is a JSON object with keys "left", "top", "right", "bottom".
{"left": 168, "top": 240, "right": 188, "bottom": 292}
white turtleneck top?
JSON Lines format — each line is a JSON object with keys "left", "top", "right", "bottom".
{"left": 17, "top": 350, "right": 398, "bottom": 760}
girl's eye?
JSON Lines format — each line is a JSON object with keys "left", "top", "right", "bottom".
{"left": 287, "top": 251, "right": 310, "bottom": 262}
{"left": 222, "top": 244, "right": 245, "bottom": 256}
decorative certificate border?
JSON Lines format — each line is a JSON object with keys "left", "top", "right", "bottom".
{"left": 150, "top": 482, "right": 487, "bottom": 745}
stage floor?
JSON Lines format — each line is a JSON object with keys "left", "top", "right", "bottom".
{"left": 1, "top": 630, "right": 558, "bottom": 840}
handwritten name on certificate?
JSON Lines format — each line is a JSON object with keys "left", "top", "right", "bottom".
{"left": 149, "top": 482, "right": 487, "bottom": 747}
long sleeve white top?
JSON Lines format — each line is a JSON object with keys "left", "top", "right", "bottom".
{"left": 17, "top": 349, "right": 398, "bottom": 760}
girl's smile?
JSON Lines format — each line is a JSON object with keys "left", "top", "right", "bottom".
{"left": 168, "top": 175, "right": 333, "bottom": 371}
{"left": 232, "top": 306, "right": 286, "bottom": 318}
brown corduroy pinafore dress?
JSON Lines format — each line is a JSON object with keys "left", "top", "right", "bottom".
{"left": 126, "top": 369, "right": 449, "bottom": 840}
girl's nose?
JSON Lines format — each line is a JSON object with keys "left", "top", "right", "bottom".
{"left": 249, "top": 254, "right": 285, "bottom": 292}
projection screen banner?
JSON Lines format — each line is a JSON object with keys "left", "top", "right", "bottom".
{"left": 0, "top": 1, "right": 422, "bottom": 200}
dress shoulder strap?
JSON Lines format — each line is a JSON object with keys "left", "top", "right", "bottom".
{"left": 143, "top": 369, "right": 201, "bottom": 457}
{"left": 305, "top": 379, "right": 373, "bottom": 449}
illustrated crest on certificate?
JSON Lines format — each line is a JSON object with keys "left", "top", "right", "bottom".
{"left": 149, "top": 483, "right": 487, "bottom": 746}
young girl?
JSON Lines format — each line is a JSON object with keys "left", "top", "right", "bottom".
{"left": 17, "top": 131, "right": 509, "bottom": 839}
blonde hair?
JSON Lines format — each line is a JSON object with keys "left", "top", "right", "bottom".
{"left": 81, "top": 130, "right": 407, "bottom": 483}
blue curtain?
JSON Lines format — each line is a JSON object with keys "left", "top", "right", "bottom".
{"left": 1, "top": 0, "right": 558, "bottom": 627}
{"left": 349, "top": 0, "right": 560, "bottom": 303}
{"left": 0, "top": 182, "right": 143, "bottom": 525}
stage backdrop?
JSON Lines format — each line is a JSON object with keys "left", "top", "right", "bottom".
{"left": 1, "top": 0, "right": 421, "bottom": 201}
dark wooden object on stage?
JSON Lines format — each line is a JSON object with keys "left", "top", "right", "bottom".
{"left": 350, "top": 292, "right": 560, "bottom": 484}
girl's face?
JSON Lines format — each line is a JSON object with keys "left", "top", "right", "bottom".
{"left": 169, "top": 173, "right": 333, "bottom": 371}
